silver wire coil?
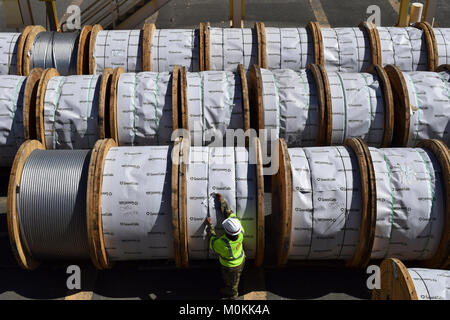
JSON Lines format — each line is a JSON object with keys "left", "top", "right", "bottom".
{"left": 30, "top": 32, "right": 80, "bottom": 75}
{"left": 18, "top": 149, "right": 91, "bottom": 260}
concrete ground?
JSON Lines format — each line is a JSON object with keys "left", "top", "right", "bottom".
{"left": 1, "top": 0, "right": 449, "bottom": 300}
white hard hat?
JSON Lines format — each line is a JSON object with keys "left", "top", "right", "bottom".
{"left": 222, "top": 218, "right": 242, "bottom": 236}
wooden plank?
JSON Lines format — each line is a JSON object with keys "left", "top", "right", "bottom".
{"left": 116, "top": 0, "right": 172, "bottom": 30}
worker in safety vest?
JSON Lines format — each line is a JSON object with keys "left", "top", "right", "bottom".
{"left": 206, "top": 193, "right": 245, "bottom": 300}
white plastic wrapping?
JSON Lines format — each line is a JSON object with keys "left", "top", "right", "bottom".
{"left": 260, "top": 68, "right": 320, "bottom": 147}
{"left": 151, "top": 29, "right": 200, "bottom": 72}
{"left": 43, "top": 75, "right": 100, "bottom": 149}
{"left": 322, "top": 27, "right": 371, "bottom": 72}
{"left": 377, "top": 27, "right": 428, "bottom": 71}
{"left": 370, "top": 147, "right": 444, "bottom": 260}
{"left": 265, "top": 27, "right": 314, "bottom": 71}
{"left": 402, "top": 70, "right": 450, "bottom": 146}
{"left": 434, "top": 28, "right": 450, "bottom": 66}
{"left": 209, "top": 28, "right": 257, "bottom": 71}
{"left": 288, "top": 146, "right": 362, "bottom": 260}
{"left": 186, "top": 146, "right": 257, "bottom": 260}
{"left": 186, "top": 71, "right": 244, "bottom": 145}
{"left": 116, "top": 71, "right": 173, "bottom": 146}
{"left": 0, "top": 75, "right": 26, "bottom": 166}
{"left": 408, "top": 268, "right": 450, "bottom": 300}
{"left": 327, "top": 72, "right": 386, "bottom": 146}
{"left": 93, "top": 30, "right": 142, "bottom": 74}
{"left": 0, "top": 33, "right": 20, "bottom": 75}
{"left": 101, "top": 146, "right": 174, "bottom": 260}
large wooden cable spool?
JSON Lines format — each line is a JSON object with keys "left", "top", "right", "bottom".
{"left": 20, "top": 25, "right": 91, "bottom": 76}
{"left": 272, "top": 137, "right": 375, "bottom": 268}
{"left": 7, "top": 140, "right": 45, "bottom": 270}
{"left": 318, "top": 64, "right": 394, "bottom": 147}
{"left": 35, "top": 68, "right": 111, "bottom": 149}
{"left": 108, "top": 66, "right": 180, "bottom": 146}
{"left": 177, "top": 137, "right": 265, "bottom": 268}
{"left": 248, "top": 64, "right": 326, "bottom": 147}
{"left": 367, "top": 139, "right": 449, "bottom": 268}
{"left": 180, "top": 64, "right": 250, "bottom": 145}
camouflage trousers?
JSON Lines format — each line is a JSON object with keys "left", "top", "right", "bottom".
{"left": 220, "top": 259, "right": 245, "bottom": 299}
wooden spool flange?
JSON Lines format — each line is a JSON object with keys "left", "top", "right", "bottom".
{"left": 414, "top": 22, "right": 438, "bottom": 71}
{"left": 7, "top": 139, "right": 45, "bottom": 270}
{"left": 98, "top": 68, "right": 113, "bottom": 139}
{"left": 416, "top": 139, "right": 450, "bottom": 269}
{"left": 202, "top": 22, "right": 212, "bottom": 71}
{"left": 374, "top": 258, "right": 418, "bottom": 300}
{"left": 86, "top": 138, "right": 118, "bottom": 270}
{"left": 272, "top": 137, "right": 375, "bottom": 268}
{"left": 384, "top": 64, "right": 410, "bottom": 147}
{"left": 359, "top": 21, "right": 382, "bottom": 66}
{"left": 142, "top": 23, "right": 156, "bottom": 72}
{"left": 77, "top": 25, "right": 93, "bottom": 75}
{"left": 16, "top": 26, "right": 34, "bottom": 76}
{"left": 88, "top": 24, "right": 103, "bottom": 75}
{"left": 23, "top": 68, "right": 44, "bottom": 140}
{"left": 256, "top": 22, "right": 267, "bottom": 69}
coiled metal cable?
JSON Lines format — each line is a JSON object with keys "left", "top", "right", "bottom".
{"left": 18, "top": 149, "right": 91, "bottom": 260}
{"left": 30, "top": 32, "right": 80, "bottom": 75}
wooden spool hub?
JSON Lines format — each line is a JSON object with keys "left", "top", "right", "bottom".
{"left": 16, "top": 26, "right": 34, "bottom": 76}
{"left": 272, "top": 137, "right": 376, "bottom": 268}
{"left": 109, "top": 66, "right": 180, "bottom": 144}
{"left": 318, "top": 62, "right": 393, "bottom": 147}
{"left": 86, "top": 138, "right": 118, "bottom": 270}
{"left": 21, "top": 25, "right": 46, "bottom": 76}
{"left": 23, "top": 68, "right": 44, "bottom": 140}
{"left": 176, "top": 137, "right": 265, "bottom": 268}
{"left": 179, "top": 64, "right": 250, "bottom": 136}
{"left": 7, "top": 139, "right": 45, "bottom": 270}
{"left": 306, "top": 22, "right": 324, "bottom": 65}
{"left": 35, "top": 68, "right": 109, "bottom": 148}
{"left": 384, "top": 64, "right": 410, "bottom": 147}
{"left": 255, "top": 22, "right": 267, "bottom": 69}
{"left": 359, "top": 21, "right": 382, "bottom": 66}
{"left": 374, "top": 258, "right": 418, "bottom": 300}
{"left": 416, "top": 139, "right": 450, "bottom": 268}
{"left": 248, "top": 64, "right": 326, "bottom": 145}
{"left": 415, "top": 22, "right": 438, "bottom": 71}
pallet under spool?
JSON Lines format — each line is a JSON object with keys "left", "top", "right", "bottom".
{"left": 35, "top": 67, "right": 113, "bottom": 149}
{"left": 175, "top": 137, "right": 265, "bottom": 268}
{"left": 108, "top": 66, "right": 181, "bottom": 145}
{"left": 317, "top": 64, "right": 394, "bottom": 147}
{"left": 19, "top": 25, "right": 92, "bottom": 76}
{"left": 271, "top": 137, "right": 376, "bottom": 269}
{"left": 179, "top": 64, "right": 251, "bottom": 141}
{"left": 248, "top": 64, "right": 327, "bottom": 146}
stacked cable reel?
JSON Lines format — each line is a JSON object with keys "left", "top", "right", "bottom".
{"left": 179, "top": 64, "right": 250, "bottom": 146}
{"left": 90, "top": 24, "right": 205, "bottom": 75}
{"left": 272, "top": 138, "right": 449, "bottom": 269}
{"left": 373, "top": 258, "right": 449, "bottom": 300}
{"left": 35, "top": 68, "right": 113, "bottom": 150}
